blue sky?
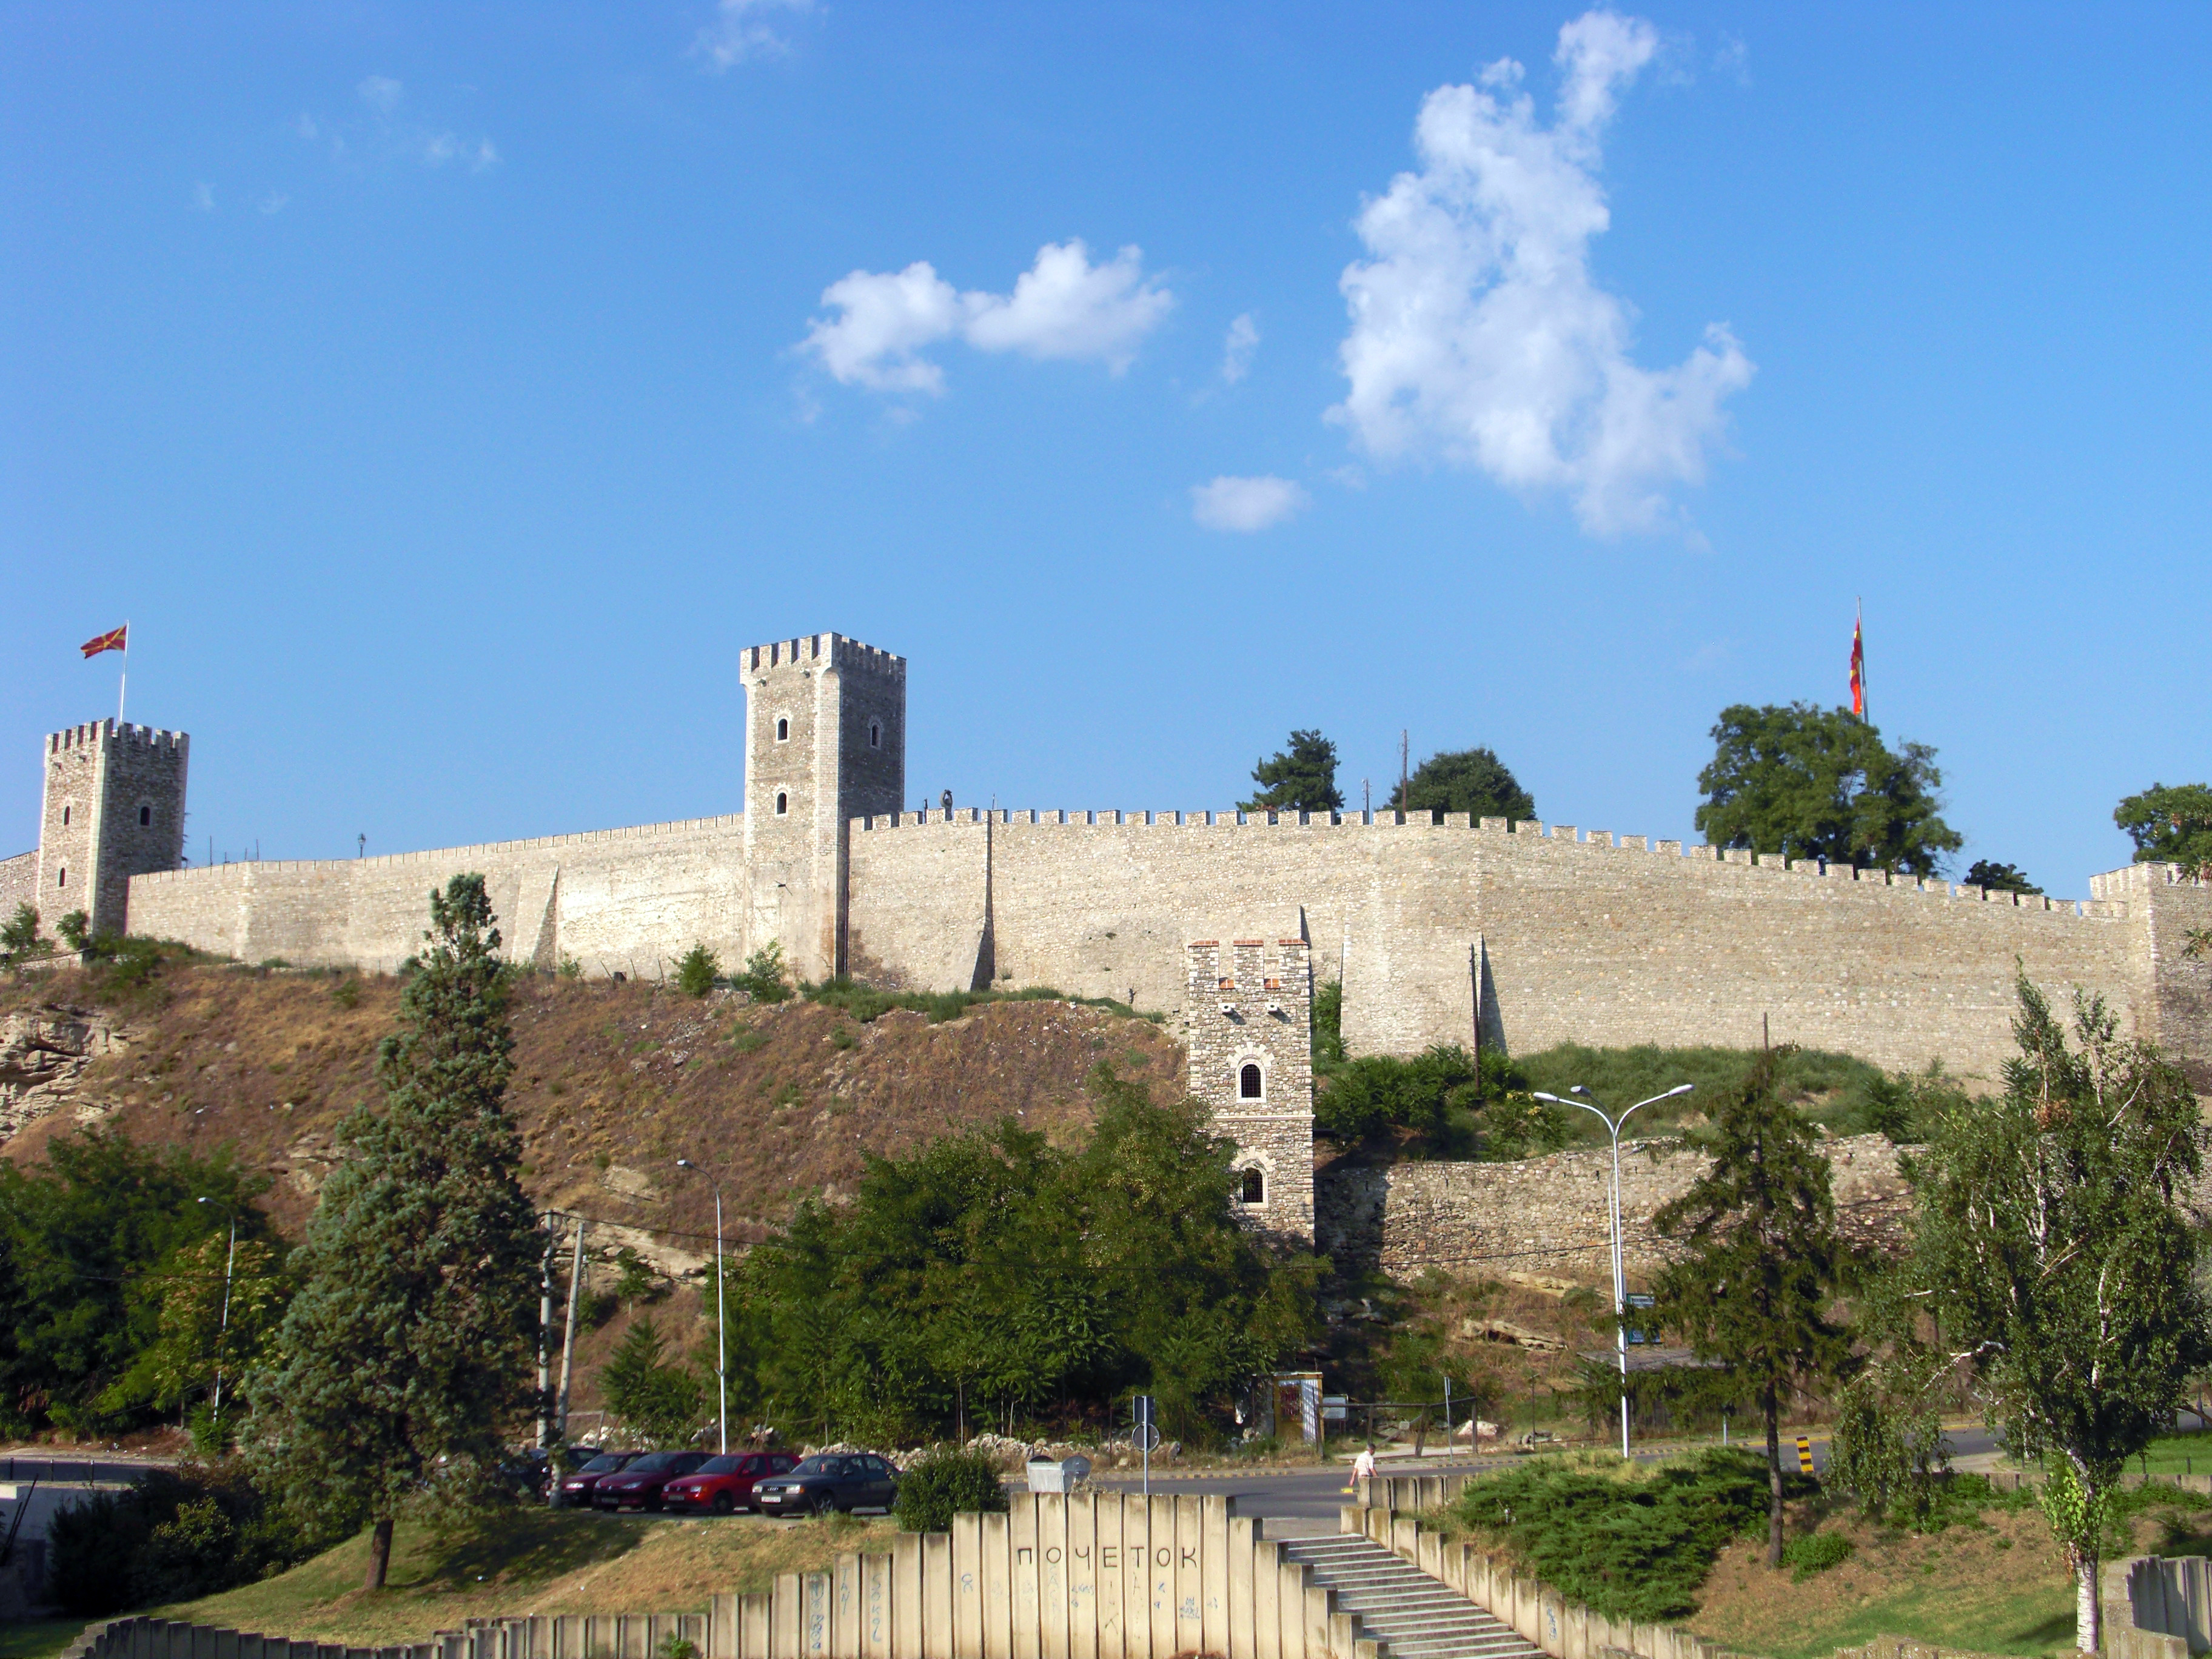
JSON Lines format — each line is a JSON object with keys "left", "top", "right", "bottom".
{"left": 4, "top": 2, "right": 2208, "bottom": 895}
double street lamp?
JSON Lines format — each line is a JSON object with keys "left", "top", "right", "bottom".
{"left": 1529, "top": 1082, "right": 1693, "bottom": 1459}
{"left": 676, "top": 1159, "right": 728, "bottom": 1455}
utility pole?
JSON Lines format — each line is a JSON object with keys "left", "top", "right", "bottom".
{"left": 538, "top": 1212, "right": 556, "bottom": 1450}
{"left": 556, "top": 1219, "right": 586, "bottom": 1448}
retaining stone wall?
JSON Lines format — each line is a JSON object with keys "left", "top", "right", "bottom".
{"left": 1315, "top": 1134, "right": 1913, "bottom": 1282}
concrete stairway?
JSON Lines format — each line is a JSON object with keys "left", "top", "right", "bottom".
{"left": 1278, "top": 1535, "right": 1541, "bottom": 1659}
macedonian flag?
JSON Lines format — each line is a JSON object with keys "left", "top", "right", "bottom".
{"left": 80, "top": 625, "right": 127, "bottom": 659}
{"left": 1849, "top": 611, "right": 1865, "bottom": 719}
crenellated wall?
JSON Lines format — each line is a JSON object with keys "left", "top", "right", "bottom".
{"left": 844, "top": 809, "right": 2205, "bottom": 1085}
{"left": 127, "top": 814, "right": 751, "bottom": 978}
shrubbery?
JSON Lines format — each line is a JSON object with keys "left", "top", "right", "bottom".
{"left": 47, "top": 1462, "right": 309, "bottom": 1615}
{"left": 1450, "top": 1450, "right": 1781, "bottom": 1622}
{"left": 893, "top": 1449, "right": 1010, "bottom": 1531}
{"left": 676, "top": 943, "right": 721, "bottom": 997}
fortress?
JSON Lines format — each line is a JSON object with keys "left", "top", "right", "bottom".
{"left": 4, "top": 631, "right": 2208, "bottom": 1242}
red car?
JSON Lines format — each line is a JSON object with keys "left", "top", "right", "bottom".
{"left": 592, "top": 1450, "right": 714, "bottom": 1512}
{"left": 556, "top": 1449, "right": 644, "bottom": 1507}
{"left": 662, "top": 1452, "right": 802, "bottom": 1515}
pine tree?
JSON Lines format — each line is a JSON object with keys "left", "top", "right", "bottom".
{"left": 248, "top": 874, "right": 540, "bottom": 1590}
{"left": 1650, "top": 1048, "right": 1848, "bottom": 1569}
{"left": 1241, "top": 729, "right": 1344, "bottom": 814}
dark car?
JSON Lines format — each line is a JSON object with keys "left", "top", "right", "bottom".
{"left": 752, "top": 1453, "right": 900, "bottom": 1517}
{"left": 661, "top": 1452, "right": 802, "bottom": 1515}
{"left": 557, "top": 1450, "right": 643, "bottom": 1506}
{"left": 592, "top": 1450, "right": 714, "bottom": 1512}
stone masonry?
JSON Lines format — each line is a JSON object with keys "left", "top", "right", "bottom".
{"left": 1316, "top": 1133, "right": 1917, "bottom": 1285}
{"left": 7, "top": 626, "right": 2211, "bottom": 1227}
{"left": 1185, "top": 937, "right": 1316, "bottom": 1242}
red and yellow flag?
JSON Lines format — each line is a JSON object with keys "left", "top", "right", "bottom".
{"left": 80, "top": 625, "right": 127, "bottom": 659}
{"left": 1848, "top": 612, "right": 1865, "bottom": 719}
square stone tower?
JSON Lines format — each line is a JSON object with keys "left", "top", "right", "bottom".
{"left": 1186, "top": 937, "right": 1315, "bottom": 1244}
{"left": 741, "top": 634, "right": 905, "bottom": 982}
{"left": 36, "top": 720, "right": 189, "bottom": 940}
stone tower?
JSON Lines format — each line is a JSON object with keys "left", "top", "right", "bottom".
{"left": 36, "top": 720, "right": 190, "bottom": 940}
{"left": 1185, "top": 936, "right": 1316, "bottom": 1243}
{"left": 741, "top": 634, "right": 905, "bottom": 982}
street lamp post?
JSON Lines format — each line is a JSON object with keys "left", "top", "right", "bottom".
{"left": 195, "top": 1197, "right": 238, "bottom": 1432}
{"left": 1530, "top": 1082, "right": 1693, "bottom": 1459}
{"left": 677, "top": 1159, "right": 728, "bottom": 1455}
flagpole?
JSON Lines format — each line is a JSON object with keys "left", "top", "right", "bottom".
{"left": 118, "top": 619, "right": 130, "bottom": 727}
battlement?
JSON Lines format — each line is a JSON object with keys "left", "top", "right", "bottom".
{"left": 130, "top": 811, "right": 745, "bottom": 885}
{"left": 47, "top": 720, "right": 188, "bottom": 757}
{"left": 849, "top": 806, "right": 2122, "bottom": 917}
{"left": 742, "top": 634, "right": 905, "bottom": 680}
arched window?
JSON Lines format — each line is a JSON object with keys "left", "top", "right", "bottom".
{"left": 1239, "top": 1167, "right": 1265, "bottom": 1204}
{"left": 139, "top": 805, "right": 151, "bottom": 826}
{"left": 775, "top": 791, "right": 789, "bottom": 816}
{"left": 1239, "top": 1062, "right": 1263, "bottom": 1100}
{"left": 775, "top": 717, "right": 790, "bottom": 743}
{"left": 61, "top": 806, "right": 70, "bottom": 826}
{"left": 57, "top": 867, "right": 66, "bottom": 888}
{"left": 869, "top": 721, "right": 881, "bottom": 749}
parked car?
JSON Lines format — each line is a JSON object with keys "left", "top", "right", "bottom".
{"left": 661, "top": 1452, "right": 802, "bottom": 1515}
{"left": 498, "top": 1447, "right": 552, "bottom": 1500}
{"left": 592, "top": 1450, "right": 714, "bottom": 1512}
{"left": 556, "top": 1449, "right": 644, "bottom": 1506}
{"left": 752, "top": 1453, "right": 901, "bottom": 1516}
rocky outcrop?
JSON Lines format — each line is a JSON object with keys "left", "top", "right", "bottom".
{"left": 0, "top": 1005, "right": 132, "bottom": 1140}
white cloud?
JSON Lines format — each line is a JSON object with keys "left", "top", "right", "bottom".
{"left": 256, "top": 190, "right": 289, "bottom": 215}
{"left": 294, "top": 113, "right": 319, "bottom": 141}
{"left": 693, "top": 0, "right": 816, "bottom": 70}
{"left": 1714, "top": 32, "right": 1751, "bottom": 85}
{"left": 1329, "top": 8, "right": 1754, "bottom": 536}
{"left": 191, "top": 181, "right": 215, "bottom": 212}
{"left": 805, "top": 262, "right": 965, "bottom": 394}
{"left": 1190, "top": 475, "right": 1310, "bottom": 533}
{"left": 802, "top": 240, "right": 1173, "bottom": 394}
{"left": 1221, "top": 313, "right": 1259, "bottom": 384}
{"left": 357, "top": 75, "right": 404, "bottom": 114}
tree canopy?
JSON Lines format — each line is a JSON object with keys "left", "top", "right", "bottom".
{"left": 729, "top": 1065, "right": 1319, "bottom": 1445}
{"left": 1387, "top": 747, "right": 1535, "bottom": 822}
{"left": 1962, "top": 859, "right": 2041, "bottom": 896}
{"left": 2114, "top": 782, "right": 2212, "bottom": 876}
{"left": 1241, "top": 729, "right": 1344, "bottom": 814}
{"left": 249, "top": 874, "right": 541, "bottom": 1590}
{"left": 1908, "top": 977, "right": 2212, "bottom": 1652}
{"left": 1693, "top": 703, "right": 1962, "bottom": 877}
{"left": 1651, "top": 1048, "right": 1849, "bottom": 1568}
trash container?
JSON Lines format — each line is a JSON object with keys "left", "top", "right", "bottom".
{"left": 1025, "top": 1455, "right": 1093, "bottom": 1494}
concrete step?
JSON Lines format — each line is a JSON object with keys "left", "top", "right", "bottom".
{"left": 1278, "top": 1536, "right": 1541, "bottom": 1659}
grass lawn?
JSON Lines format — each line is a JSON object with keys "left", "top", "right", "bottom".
{"left": 0, "top": 1621, "right": 93, "bottom": 1659}
{"left": 1686, "top": 1478, "right": 2212, "bottom": 1659}
{"left": 149, "top": 1507, "right": 895, "bottom": 1651}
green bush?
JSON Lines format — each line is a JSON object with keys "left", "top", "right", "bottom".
{"left": 55, "top": 910, "right": 89, "bottom": 952}
{"left": 804, "top": 976, "right": 1145, "bottom": 1026}
{"left": 47, "top": 1462, "right": 307, "bottom": 1615}
{"left": 893, "top": 1449, "right": 1009, "bottom": 1531}
{"left": 1, "top": 902, "right": 46, "bottom": 958}
{"left": 1450, "top": 1450, "right": 1774, "bottom": 1622}
{"left": 676, "top": 943, "right": 722, "bottom": 998}
{"left": 1781, "top": 1531, "right": 1854, "bottom": 1580}
{"left": 732, "top": 942, "right": 792, "bottom": 1004}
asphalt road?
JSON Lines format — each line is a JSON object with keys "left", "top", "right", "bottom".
{"left": 1082, "top": 1423, "right": 2010, "bottom": 1523}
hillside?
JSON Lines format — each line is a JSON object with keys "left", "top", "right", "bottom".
{"left": 0, "top": 964, "right": 1181, "bottom": 1259}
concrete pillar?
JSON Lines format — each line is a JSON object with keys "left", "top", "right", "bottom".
{"left": 1199, "top": 1496, "right": 1230, "bottom": 1658}
{"left": 1227, "top": 1517, "right": 1256, "bottom": 1659}
{"left": 1251, "top": 1541, "right": 1279, "bottom": 1659}
{"left": 981, "top": 1512, "right": 1014, "bottom": 1659}
{"left": 1010, "top": 1496, "right": 1041, "bottom": 1659}
{"left": 1066, "top": 1494, "right": 1099, "bottom": 1659}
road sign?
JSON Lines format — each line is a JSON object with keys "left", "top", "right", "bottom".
{"left": 1321, "top": 1395, "right": 1348, "bottom": 1423}
{"left": 1133, "top": 1395, "right": 1156, "bottom": 1427}
{"left": 1796, "top": 1435, "right": 1814, "bottom": 1474}
{"left": 1133, "top": 1424, "right": 1161, "bottom": 1452}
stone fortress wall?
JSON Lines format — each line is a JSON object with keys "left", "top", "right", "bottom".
{"left": 7, "top": 626, "right": 2207, "bottom": 1133}
{"left": 850, "top": 806, "right": 2210, "bottom": 1087}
